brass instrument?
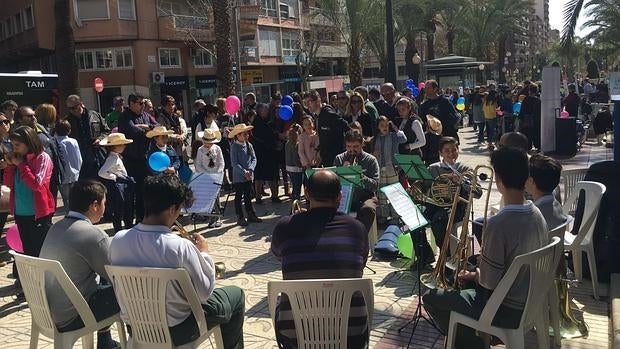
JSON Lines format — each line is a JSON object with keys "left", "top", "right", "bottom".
{"left": 446, "top": 165, "right": 494, "bottom": 273}
{"left": 552, "top": 258, "right": 588, "bottom": 338}
{"left": 291, "top": 199, "right": 306, "bottom": 215}
{"left": 419, "top": 166, "right": 492, "bottom": 290}
{"left": 407, "top": 170, "right": 479, "bottom": 208}
{"left": 171, "top": 220, "right": 226, "bottom": 279}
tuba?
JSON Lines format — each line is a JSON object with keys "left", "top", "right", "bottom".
{"left": 553, "top": 257, "right": 588, "bottom": 338}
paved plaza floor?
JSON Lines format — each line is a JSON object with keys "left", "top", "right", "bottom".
{"left": 0, "top": 127, "right": 613, "bottom": 348}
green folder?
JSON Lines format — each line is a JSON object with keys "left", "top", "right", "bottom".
{"left": 305, "top": 165, "right": 364, "bottom": 188}
{"left": 393, "top": 154, "right": 433, "bottom": 181}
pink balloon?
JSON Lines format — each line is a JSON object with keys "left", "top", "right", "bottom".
{"left": 6, "top": 225, "right": 23, "bottom": 253}
{"left": 225, "top": 95, "right": 241, "bottom": 115}
{"left": 560, "top": 110, "right": 569, "bottom": 118}
{"left": 111, "top": 127, "right": 118, "bottom": 133}
{"left": 418, "top": 82, "right": 426, "bottom": 90}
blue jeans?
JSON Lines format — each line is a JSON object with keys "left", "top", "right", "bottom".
{"left": 288, "top": 171, "right": 303, "bottom": 200}
{"left": 485, "top": 118, "right": 497, "bottom": 143}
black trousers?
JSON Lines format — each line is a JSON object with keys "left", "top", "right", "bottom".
{"left": 124, "top": 157, "right": 148, "bottom": 222}
{"left": 14, "top": 214, "right": 53, "bottom": 258}
{"left": 234, "top": 181, "right": 254, "bottom": 216}
{"left": 103, "top": 178, "right": 135, "bottom": 232}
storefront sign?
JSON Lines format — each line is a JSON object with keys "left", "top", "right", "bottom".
{"left": 241, "top": 69, "right": 263, "bottom": 86}
{"left": 163, "top": 76, "right": 189, "bottom": 89}
{"left": 195, "top": 75, "right": 217, "bottom": 89}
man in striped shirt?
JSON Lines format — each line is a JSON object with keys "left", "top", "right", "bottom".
{"left": 271, "top": 170, "right": 370, "bottom": 348}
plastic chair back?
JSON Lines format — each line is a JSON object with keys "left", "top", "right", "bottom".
{"left": 562, "top": 181, "right": 606, "bottom": 246}
{"left": 268, "top": 278, "right": 374, "bottom": 349}
{"left": 105, "top": 266, "right": 211, "bottom": 349}
{"left": 11, "top": 251, "right": 97, "bottom": 339}
{"left": 561, "top": 168, "right": 588, "bottom": 211}
{"left": 478, "top": 237, "right": 561, "bottom": 329}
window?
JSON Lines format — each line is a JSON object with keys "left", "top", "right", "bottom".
{"left": 23, "top": 7, "right": 34, "bottom": 29}
{"left": 14, "top": 13, "right": 23, "bottom": 33}
{"left": 118, "top": 0, "right": 136, "bottom": 20}
{"left": 282, "top": 30, "right": 299, "bottom": 56}
{"left": 261, "top": 0, "right": 277, "bottom": 17}
{"left": 258, "top": 28, "right": 280, "bottom": 56}
{"left": 75, "top": 0, "right": 110, "bottom": 20}
{"left": 75, "top": 47, "right": 133, "bottom": 70}
{"left": 157, "top": 0, "right": 193, "bottom": 16}
{"left": 279, "top": 3, "right": 289, "bottom": 18}
{"left": 159, "top": 48, "right": 181, "bottom": 68}
{"left": 193, "top": 49, "right": 213, "bottom": 67}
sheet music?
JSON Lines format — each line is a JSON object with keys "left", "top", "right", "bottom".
{"left": 380, "top": 183, "right": 428, "bottom": 230}
{"left": 183, "top": 172, "right": 224, "bottom": 214}
{"left": 338, "top": 183, "right": 354, "bottom": 214}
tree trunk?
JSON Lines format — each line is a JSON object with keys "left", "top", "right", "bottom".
{"left": 497, "top": 39, "right": 506, "bottom": 83}
{"left": 404, "top": 32, "right": 420, "bottom": 82}
{"left": 212, "top": 0, "right": 235, "bottom": 96}
{"left": 426, "top": 32, "right": 435, "bottom": 60}
{"left": 349, "top": 39, "right": 363, "bottom": 88}
{"left": 54, "top": 0, "right": 78, "bottom": 115}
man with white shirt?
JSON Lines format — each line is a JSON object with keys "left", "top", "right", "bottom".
{"left": 109, "top": 174, "right": 245, "bottom": 349}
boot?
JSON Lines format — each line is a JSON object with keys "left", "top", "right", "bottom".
{"left": 237, "top": 215, "right": 248, "bottom": 227}
{"left": 247, "top": 211, "right": 263, "bottom": 223}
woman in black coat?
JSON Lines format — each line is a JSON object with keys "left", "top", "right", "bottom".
{"left": 251, "top": 104, "right": 280, "bottom": 203}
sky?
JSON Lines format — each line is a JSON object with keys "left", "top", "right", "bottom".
{"left": 549, "top": 0, "right": 591, "bottom": 37}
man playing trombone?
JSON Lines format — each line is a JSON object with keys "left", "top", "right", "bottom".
{"left": 422, "top": 147, "right": 548, "bottom": 348}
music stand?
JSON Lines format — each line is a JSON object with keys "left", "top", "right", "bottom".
{"left": 305, "top": 166, "right": 364, "bottom": 215}
{"left": 379, "top": 183, "right": 437, "bottom": 346}
{"left": 393, "top": 154, "right": 433, "bottom": 183}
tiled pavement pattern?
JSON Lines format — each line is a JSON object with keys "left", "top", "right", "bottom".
{"left": 0, "top": 127, "right": 612, "bottom": 348}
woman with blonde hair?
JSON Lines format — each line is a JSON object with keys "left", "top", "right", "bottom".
{"left": 35, "top": 104, "right": 57, "bottom": 130}
{"left": 344, "top": 92, "right": 374, "bottom": 138}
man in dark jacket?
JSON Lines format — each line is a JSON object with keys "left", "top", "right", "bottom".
{"left": 117, "top": 93, "right": 158, "bottom": 222}
{"left": 562, "top": 84, "right": 580, "bottom": 118}
{"left": 65, "top": 95, "right": 110, "bottom": 180}
{"left": 419, "top": 80, "right": 460, "bottom": 141}
{"left": 307, "top": 90, "right": 350, "bottom": 167}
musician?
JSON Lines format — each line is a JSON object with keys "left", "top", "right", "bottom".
{"left": 40, "top": 180, "right": 120, "bottom": 349}
{"left": 109, "top": 174, "right": 245, "bottom": 349}
{"left": 526, "top": 154, "right": 568, "bottom": 230}
{"left": 271, "top": 170, "right": 369, "bottom": 348}
{"left": 333, "top": 130, "right": 380, "bottom": 212}
{"left": 412, "top": 137, "right": 480, "bottom": 269}
{"left": 423, "top": 147, "right": 548, "bottom": 349}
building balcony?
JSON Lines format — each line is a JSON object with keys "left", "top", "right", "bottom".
{"left": 158, "top": 15, "right": 214, "bottom": 42}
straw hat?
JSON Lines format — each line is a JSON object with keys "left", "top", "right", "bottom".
{"left": 99, "top": 133, "right": 133, "bottom": 146}
{"left": 146, "top": 126, "right": 175, "bottom": 138}
{"left": 426, "top": 115, "right": 443, "bottom": 136}
{"left": 228, "top": 124, "right": 254, "bottom": 139}
{"left": 198, "top": 129, "right": 222, "bottom": 143}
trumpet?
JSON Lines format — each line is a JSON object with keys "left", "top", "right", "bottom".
{"left": 171, "top": 220, "right": 226, "bottom": 279}
{"left": 420, "top": 166, "right": 493, "bottom": 290}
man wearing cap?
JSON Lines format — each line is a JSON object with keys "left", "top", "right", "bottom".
{"left": 420, "top": 80, "right": 460, "bottom": 165}
{"left": 117, "top": 93, "right": 158, "bottom": 222}
{"left": 65, "top": 94, "right": 111, "bottom": 180}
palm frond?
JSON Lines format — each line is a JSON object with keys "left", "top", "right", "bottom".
{"left": 560, "top": 0, "right": 586, "bottom": 52}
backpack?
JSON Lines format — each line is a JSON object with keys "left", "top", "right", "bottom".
{"left": 36, "top": 125, "right": 64, "bottom": 186}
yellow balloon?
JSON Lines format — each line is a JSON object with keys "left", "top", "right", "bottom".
{"left": 456, "top": 103, "right": 465, "bottom": 111}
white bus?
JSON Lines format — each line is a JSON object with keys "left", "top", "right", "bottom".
{"left": 0, "top": 71, "right": 59, "bottom": 109}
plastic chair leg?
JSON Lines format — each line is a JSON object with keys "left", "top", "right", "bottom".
{"left": 572, "top": 248, "right": 583, "bottom": 281}
{"left": 504, "top": 330, "right": 525, "bottom": 349}
{"left": 585, "top": 247, "right": 599, "bottom": 300}
{"left": 213, "top": 326, "right": 225, "bottom": 349}
{"left": 446, "top": 318, "right": 459, "bottom": 349}
{"left": 536, "top": 314, "right": 550, "bottom": 349}
{"left": 29, "top": 326, "right": 38, "bottom": 349}
{"left": 548, "top": 289, "right": 561, "bottom": 347}
{"left": 81, "top": 333, "right": 94, "bottom": 349}
{"left": 116, "top": 321, "right": 128, "bottom": 349}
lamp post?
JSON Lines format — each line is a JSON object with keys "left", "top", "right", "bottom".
{"left": 386, "top": 0, "right": 397, "bottom": 84}
{"left": 412, "top": 52, "right": 422, "bottom": 84}
{"left": 479, "top": 63, "right": 485, "bottom": 85}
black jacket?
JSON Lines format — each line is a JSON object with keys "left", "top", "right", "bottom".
{"left": 316, "top": 105, "right": 350, "bottom": 167}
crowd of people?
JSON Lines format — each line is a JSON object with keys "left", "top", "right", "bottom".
{"left": 0, "top": 75, "right": 606, "bottom": 349}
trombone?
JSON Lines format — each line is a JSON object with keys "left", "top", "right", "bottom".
{"left": 420, "top": 165, "right": 492, "bottom": 290}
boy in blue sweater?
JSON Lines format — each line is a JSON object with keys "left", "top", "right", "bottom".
{"left": 229, "top": 124, "right": 262, "bottom": 227}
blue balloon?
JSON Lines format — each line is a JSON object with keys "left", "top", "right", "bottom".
{"left": 148, "top": 151, "right": 171, "bottom": 172}
{"left": 279, "top": 105, "right": 294, "bottom": 121}
{"left": 412, "top": 87, "right": 420, "bottom": 97}
{"left": 406, "top": 79, "right": 415, "bottom": 89}
{"left": 513, "top": 102, "right": 522, "bottom": 114}
{"left": 457, "top": 97, "right": 465, "bottom": 105}
{"left": 282, "top": 95, "right": 294, "bottom": 106}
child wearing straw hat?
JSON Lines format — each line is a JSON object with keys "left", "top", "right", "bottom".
{"left": 229, "top": 123, "right": 262, "bottom": 227}
{"left": 98, "top": 133, "right": 135, "bottom": 232}
{"left": 146, "top": 126, "right": 181, "bottom": 174}
{"left": 195, "top": 128, "right": 225, "bottom": 228}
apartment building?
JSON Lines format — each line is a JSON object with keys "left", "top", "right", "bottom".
{"left": 0, "top": 0, "right": 349, "bottom": 113}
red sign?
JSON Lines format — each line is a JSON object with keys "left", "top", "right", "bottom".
{"left": 94, "top": 77, "right": 104, "bottom": 93}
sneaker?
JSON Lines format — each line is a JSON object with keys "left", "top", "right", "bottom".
{"left": 247, "top": 213, "right": 263, "bottom": 223}
{"left": 213, "top": 220, "right": 222, "bottom": 228}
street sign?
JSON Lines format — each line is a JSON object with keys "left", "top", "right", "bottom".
{"left": 94, "top": 77, "right": 104, "bottom": 93}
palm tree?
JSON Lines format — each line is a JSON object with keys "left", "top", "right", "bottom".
{"left": 55, "top": 0, "right": 79, "bottom": 113}
{"left": 394, "top": 0, "right": 426, "bottom": 82}
{"left": 211, "top": 0, "right": 235, "bottom": 96}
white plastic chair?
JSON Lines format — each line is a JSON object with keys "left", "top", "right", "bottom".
{"left": 547, "top": 218, "right": 574, "bottom": 346}
{"left": 104, "top": 266, "right": 224, "bottom": 349}
{"left": 268, "top": 278, "right": 374, "bottom": 349}
{"left": 10, "top": 251, "right": 127, "bottom": 349}
{"left": 446, "top": 237, "right": 562, "bottom": 349}
{"left": 562, "top": 181, "right": 606, "bottom": 300}
{"left": 560, "top": 168, "right": 588, "bottom": 212}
